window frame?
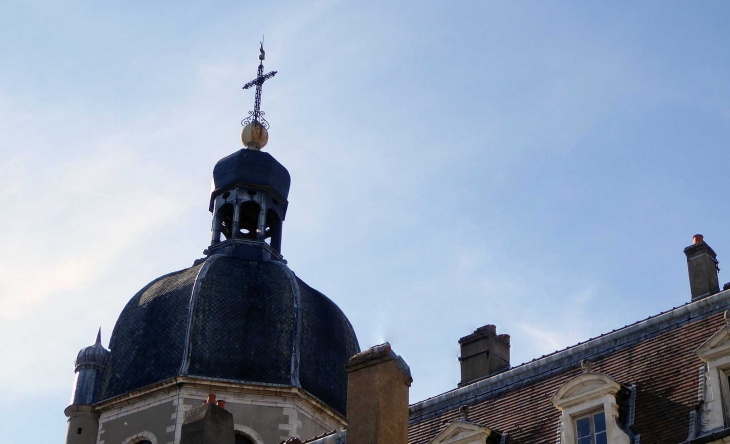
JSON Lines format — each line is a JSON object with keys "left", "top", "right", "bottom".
{"left": 574, "top": 410, "right": 607, "bottom": 444}
{"left": 716, "top": 364, "right": 730, "bottom": 428}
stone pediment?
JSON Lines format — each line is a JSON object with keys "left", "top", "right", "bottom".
{"left": 695, "top": 324, "right": 730, "bottom": 362}
{"left": 551, "top": 373, "right": 621, "bottom": 410}
{"left": 429, "top": 420, "right": 494, "bottom": 444}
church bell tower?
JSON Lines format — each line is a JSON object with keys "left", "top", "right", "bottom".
{"left": 63, "top": 44, "right": 359, "bottom": 444}
{"left": 206, "top": 42, "right": 288, "bottom": 262}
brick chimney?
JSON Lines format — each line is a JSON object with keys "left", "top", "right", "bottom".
{"left": 458, "top": 324, "right": 510, "bottom": 387}
{"left": 180, "top": 395, "right": 235, "bottom": 444}
{"left": 346, "top": 343, "right": 412, "bottom": 444}
{"left": 685, "top": 234, "right": 720, "bottom": 301}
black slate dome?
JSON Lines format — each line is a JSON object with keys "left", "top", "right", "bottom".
{"left": 99, "top": 255, "right": 360, "bottom": 414}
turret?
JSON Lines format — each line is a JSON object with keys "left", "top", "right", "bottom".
{"left": 65, "top": 329, "right": 110, "bottom": 444}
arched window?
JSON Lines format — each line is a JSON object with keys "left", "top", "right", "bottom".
{"left": 217, "top": 203, "right": 235, "bottom": 240}
{"left": 265, "top": 209, "right": 282, "bottom": 252}
{"left": 238, "top": 201, "right": 261, "bottom": 240}
{"left": 121, "top": 431, "right": 157, "bottom": 444}
{"left": 235, "top": 433, "right": 254, "bottom": 444}
{"left": 121, "top": 434, "right": 156, "bottom": 444}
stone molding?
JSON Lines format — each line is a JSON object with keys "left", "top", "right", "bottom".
{"left": 94, "top": 376, "right": 345, "bottom": 428}
{"left": 551, "top": 372, "right": 630, "bottom": 444}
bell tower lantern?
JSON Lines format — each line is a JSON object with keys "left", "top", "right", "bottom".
{"left": 205, "top": 42, "right": 289, "bottom": 262}
{"left": 206, "top": 149, "right": 290, "bottom": 260}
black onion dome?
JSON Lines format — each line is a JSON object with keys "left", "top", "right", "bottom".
{"left": 209, "top": 149, "right": 291, "bottom": 211}
{"left": 75, "top": 342, "right": 110, "bottom": 370}
{"left": 98, "top": 256, "right": 360, "bottom": 415}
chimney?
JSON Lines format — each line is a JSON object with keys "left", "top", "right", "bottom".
{"left": 684, "top": 234, "right": 720, "bottom": 301}
{"left": 458, "top": 324, "right": 510, "bottom": 387}
{"left": 180, "top": 395, "right": 235, "bottom": 444}
{"left": 346, "top": 343, "right": 412, "bottom": 444}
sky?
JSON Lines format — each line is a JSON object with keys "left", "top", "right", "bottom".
{"left": 1, "top": 1, "right": 730, "bottom": 442}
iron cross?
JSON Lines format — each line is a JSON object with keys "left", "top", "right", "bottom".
{"left": 242, "top": 43, "right": 277, "bottom": 129}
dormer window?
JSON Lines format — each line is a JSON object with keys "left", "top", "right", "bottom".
{"left": 551, "top": 367, "right": 630, "bottom": 444}
{"left": 694, "top": 311, "right": 730, "bottom": 435}
{"left": 427, "top": 406, "right": 501, "bottom": 444}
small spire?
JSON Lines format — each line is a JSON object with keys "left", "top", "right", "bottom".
{"left": 95, "top": 327, "right": 102, "bottom": 346}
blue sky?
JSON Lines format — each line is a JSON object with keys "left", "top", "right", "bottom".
{"left": 2, "top": 1, "right": 730, "bottom": 442}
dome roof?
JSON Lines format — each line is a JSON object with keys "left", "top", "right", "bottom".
{"left": 99, "top": 256, "right": 359, "bottom": 415}
{"left": 209, "top": 148, "right": 291, "bottom": 211}
{"left": 75, "top": 331, "right": 110, "bottom": 370}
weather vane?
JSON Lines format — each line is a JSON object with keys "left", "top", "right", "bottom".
{"left": 240, "top": 40, "right": 277, "bottom": 150}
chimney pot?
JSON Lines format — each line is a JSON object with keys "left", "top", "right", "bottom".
{"left": 684, "top": 235, "right": 720, "bottom": 300}
{"left": 205, "top": 394, "right": 216, "bottom": 404}
{"left": 180, "top": 400, "right": 234, "bottom": 444}
{"left": 458, "top": 324, "right": 510, "bottom": 387}
{"left": 216, "top": 400, "right": 226, "bottom": 409}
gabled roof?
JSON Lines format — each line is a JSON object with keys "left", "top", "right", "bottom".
{"left": 551, "top": 372, "right": 622, "bottom": 410}
{"left": 695, "top": 314, "right": 730, "bottom": 361}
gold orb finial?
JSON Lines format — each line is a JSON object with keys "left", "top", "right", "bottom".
{"left": 241, "top": 121, "right": 269, "bottom": 150}
{"left": 240, "top": 41, "right": 277, "bottom": 150}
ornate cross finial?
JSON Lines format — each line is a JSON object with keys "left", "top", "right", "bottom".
{"left": 240, "top": 41, "right": 277, "bottom": 150}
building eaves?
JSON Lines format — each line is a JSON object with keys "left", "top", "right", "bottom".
{"left": 409, "top": 288, "right": 730, "bottom": 423}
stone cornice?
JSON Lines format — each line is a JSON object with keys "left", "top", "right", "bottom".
{"left": 94, "top": 375, "right": 346, "bottom": 426}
